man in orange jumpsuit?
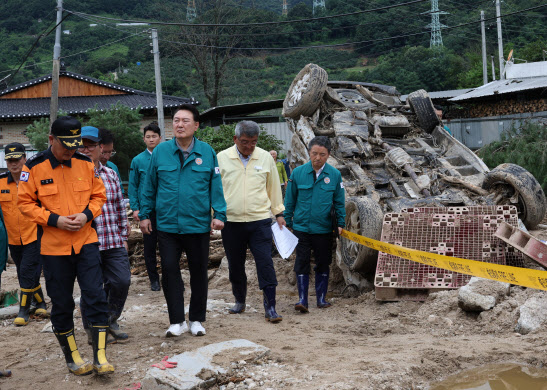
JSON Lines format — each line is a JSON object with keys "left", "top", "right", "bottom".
{"left": 18, "top": 116, "right": 114, "bottom": 376}
{"left": 0, "top": 143, "right": 46, "bottom": 326}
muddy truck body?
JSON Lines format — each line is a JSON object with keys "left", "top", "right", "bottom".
{"left": 282, "top": 64, "right": 546, "bottom": 288}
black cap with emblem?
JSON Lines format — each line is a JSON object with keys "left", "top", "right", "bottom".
{"left": 51, "top": 116, "right": 83, "bottom": 150}
{"left": 4, "top": 142, "right": 26, "bottom": 160}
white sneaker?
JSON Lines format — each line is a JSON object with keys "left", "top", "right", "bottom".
{"left": 165, "top": 321, "right": 189, "bottom": 337}
{"left": 189, "top": 321, "right": 206, "bottom": 336}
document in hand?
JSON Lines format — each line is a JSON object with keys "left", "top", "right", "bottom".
{"left": 271, "top": 223, "right": 299, "bottom": 259}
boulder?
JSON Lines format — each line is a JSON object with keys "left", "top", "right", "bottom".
{"left": 458, "top": 277, "right": 510, "bottom": 312}
{"left": 515, "top": 293, "right": 547, "bottom": 335}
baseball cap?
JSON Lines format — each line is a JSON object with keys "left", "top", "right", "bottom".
{"left": 81, "top": 126, "right": 101, "bottom": 142}
{"left": 4, "top": 142, "right": 25, "bottom": 160}
{"left": 51, "top": 116, "right": 83, "bottom": 150}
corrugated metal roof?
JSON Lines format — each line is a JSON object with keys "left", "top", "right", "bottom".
{"left": 449, "top": 76, "right": 547, "bottom": 102}
{"left": 506, "top": 61, "right": 547, "bottom": 79}
{"left": 400, "top": 88, "right": 472, "bottom": 102}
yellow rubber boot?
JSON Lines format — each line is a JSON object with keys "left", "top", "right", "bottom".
{"left": 54, "top": 329, "right": 93, "bottom": 376}
{"left": 33, "top": 285, "right": 48, "bottom": 317}
{"left": 91, "top": 325, "right": 115, "bottom": 375}
{"left": 13, "top": 288, "right": 32, "bottom": 326}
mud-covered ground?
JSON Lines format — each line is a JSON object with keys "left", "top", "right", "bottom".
{"left": 1, "top": 226, "right": 547, "bottom": 390}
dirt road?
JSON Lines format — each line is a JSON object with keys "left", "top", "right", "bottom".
{"left": 1, "top": 228, "right": 547, "bottom": 389}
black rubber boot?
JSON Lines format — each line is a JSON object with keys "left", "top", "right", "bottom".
{"left": 294, "top": 274, "right": 309, "bottom": 313}
{"left": 263, "top": 286, "right": 282, "bottom": 323}
{"left": 33, "top": 285, "right": 48, "bottom": 317}
{"left": 54, "top": 328, "right": 93, "bottom": 376}
{"left": 315, "top": 271, "right": 332, "bottom": 308}
{"left": 109, "top": 320, "right": 129, "bottom": 342}
{"left": 228, "top": 302, "right": 246, "bottom": 314}
{"left": 91, "top": 325, "right": 115, "bottom": 375}
{"left": 13, "top": 288, "right": 32, "bottom": 326}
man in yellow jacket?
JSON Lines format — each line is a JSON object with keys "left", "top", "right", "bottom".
{"left": 217, "top": 121, "right": 285, "bottom": 322}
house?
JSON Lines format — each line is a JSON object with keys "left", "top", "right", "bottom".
{"left": 446, "top": 60, "right": 547, "bottom": 148}
{"left": 0, "top": 68, "right": 198, "bottom": 152}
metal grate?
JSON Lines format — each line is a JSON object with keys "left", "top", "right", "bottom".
{"left": 375, "top": 206, "right": 524, "bottom": 300}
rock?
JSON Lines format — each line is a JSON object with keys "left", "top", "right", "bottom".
{"left": 143, "top": 339, "right": 269, "bottom": 390}
{"left": 41, "top": 321, "right": 53, "bottom": 333}
{"left": 515, "top": 293, "right": 547, "bottom": 335}
{"left": 0, "top": 305, "right": 18, "bottom": 319}
{"left": 458, "top": 277, "right": 510, "bottom": 312}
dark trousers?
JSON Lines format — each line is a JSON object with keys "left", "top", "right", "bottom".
{"left": 81, "top": 247, "right": 131, "bottom": 328}
{"left": 157, "top": 231, "right": 210, "bottom": 324}
{"left": 221, "top": 219, "right": 278, "bottom": 303}
{"left": 293, "top": 231, "right": 333, "bottom": 275}
{"left": 42, "top": 243, "right": 108, "bottom": 332}
{"left": 143, "top": 212, "right": 159, "bottom": 283}
{"left": 9, "top": 241, "right": 42, "bottom": 289}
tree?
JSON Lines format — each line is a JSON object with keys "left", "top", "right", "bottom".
{"left": 85, "top": 102, "right": 145, "bottom": 180}
{"left": 196, "top": 123, "right": 284, "bottom": 154}
{"left": 26, "top": 117, "right": 50, "bottom": 152}
{"left": 164, "top": 0, "right": 264, "bottom": 107}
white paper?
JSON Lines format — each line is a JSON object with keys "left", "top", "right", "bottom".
{"left": 271, "top": 223, "right": 299, "bottom": 259}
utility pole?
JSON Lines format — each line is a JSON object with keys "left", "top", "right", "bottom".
{"left": 312, "top": 0, "right": 325, "bottom": 16}
{"left": 282, "top": 0, "right": 288, "bottom": 16}
{"left": 423, "top": 0, "right": 448, "bottom": 48}
{"left": 187, "top": 0, "right": 197, "bottom": 22}
{"left": 491, "top": 55, "right": 496, "bottom": 81}
{"left": 150, "top": 29, "right": 165, "bottom": 140}
{"left": 481, "top": 11, "right": 488, "bottom": 84}
{"left": 49, "top": 0, "right": 63, "bottom": 127}
{"left": 496, "top": 0, "right": 504, "bottom": 79}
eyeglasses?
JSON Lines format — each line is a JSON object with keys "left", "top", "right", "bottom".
{"left": 78, "top": 144, "right": 99, "bottom": 151}
{"left": 101, "top": 150, "right": 116, "bottom": 157}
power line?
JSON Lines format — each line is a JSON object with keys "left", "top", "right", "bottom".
{"left": 6, "top": 11, "right": 72, "bottom": 87}
{"left": 61, "top": 32, "right": 146, "bottom": 59}
{"left": 64, "top": 0, "right": 430, "bottom": 28}
{"left": 152, "top": 3, "right": 547, "bottom": 51}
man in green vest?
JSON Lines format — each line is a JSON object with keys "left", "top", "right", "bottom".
{"left": 284, "top": 136, "right": 346, "bottom": 312}
{"left": 139, "top": 105, "right": 226, "bottom": 338}
{"left": 129, "top": 123, "right": 162, "bottom": 291}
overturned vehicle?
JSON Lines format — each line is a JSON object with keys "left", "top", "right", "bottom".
{"left": 282, "top": 63, "right": 546, "bottom": 291}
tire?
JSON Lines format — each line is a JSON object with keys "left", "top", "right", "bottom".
{"left": 283, "top": 63, "right": 328, "bottom": 119}
{"left": 407, "top": 89, "right": 441, "bottom": 134}
{"left": 482, "top": 163, "right": 547, "bottom": 230}
{"left": 340, "top": 196, "right": 384, "bottom": 274}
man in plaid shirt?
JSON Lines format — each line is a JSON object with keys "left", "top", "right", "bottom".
{"left": 79, "top": 126, "right": 131, "bottom": 343}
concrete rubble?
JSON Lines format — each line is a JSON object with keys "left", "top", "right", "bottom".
{"left": 142, "top": 339, "right": 269, "bottom": 390}
{"left": 458, "top": 277, "right": 510, "bottom": 312}
{"left": 515, "top": 292, "right": 547, "bottom": 335}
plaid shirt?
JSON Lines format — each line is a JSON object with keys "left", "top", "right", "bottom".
{"left": 95, "top": 163, "right": 128, "bottom": 251}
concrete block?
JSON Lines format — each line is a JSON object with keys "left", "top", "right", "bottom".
{"left": 515, "top": 293, "right": 547, "bottom": 335}
{"left": 458, "top": 277, "right": 510, "bottom": 312}
{"left": 143, "top": 339, "right": 269, "bottom": 390}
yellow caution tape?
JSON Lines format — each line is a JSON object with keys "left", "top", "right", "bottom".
{"left": 340, "top": 229, "right": 547, "bottom": 291}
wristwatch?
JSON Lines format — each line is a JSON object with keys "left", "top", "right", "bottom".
{"left": 275, "top": 213, "right": 284, "bottom": 218}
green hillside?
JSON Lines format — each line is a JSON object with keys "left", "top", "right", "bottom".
{"left": 1, "top": 0, "right": 546, "bottom": 109}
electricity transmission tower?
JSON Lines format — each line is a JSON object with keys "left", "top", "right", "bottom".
{"left": 282, "top": 0, "right": 288, "bottom": 16}
{"left": 187, "top": 0, "right": 197, "bottom": 22}
{"left": 313, "top": 0, "right": 326, "bottom": 15}
{"left": 423, "top": 0, "right": 448, "bottom": 48}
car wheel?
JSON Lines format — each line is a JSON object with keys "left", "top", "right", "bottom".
{"left": 482, "top": 163, "right": 547, "bottom": 230}
{"left": 340, "top": 196, "right": 384, "bottom": 274}
{"left": 407, "top": 89, "right": 441, "bottom": 133}
{"left": 283, "top": 63, "right": 328, "bottom": 119}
